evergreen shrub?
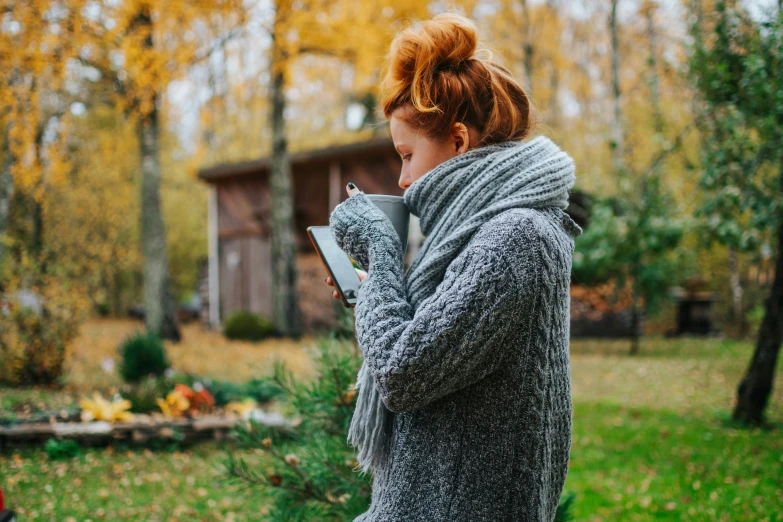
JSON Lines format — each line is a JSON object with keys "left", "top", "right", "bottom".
{"left": 223, "top": 311, "right": 277, "bottom": 341}
{"left": 118, "top": 330, "right": 170, "bottom": 383}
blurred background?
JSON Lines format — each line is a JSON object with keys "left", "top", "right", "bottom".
{"left": 0, "top": 0, "right": 782, "bottom": 521}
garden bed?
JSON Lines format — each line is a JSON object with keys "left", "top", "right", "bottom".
{"left": 0, "top": 410, "right": 295, "bottom": 451}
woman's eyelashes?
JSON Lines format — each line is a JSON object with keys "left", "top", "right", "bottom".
{"left": 402, "top": 153, "right": 411, "bottom": 161}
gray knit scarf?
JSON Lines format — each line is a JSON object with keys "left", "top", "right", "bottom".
{"left": 347, "top": 135, "right": 576, "bottom": 475}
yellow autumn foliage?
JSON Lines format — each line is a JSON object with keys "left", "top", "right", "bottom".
{"left": 0, "top": 255, "right": 90, "bottom": 386}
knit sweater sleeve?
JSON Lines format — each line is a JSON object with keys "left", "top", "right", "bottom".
{"left": 330, "top": 193, "right": 540, "bottom": 413}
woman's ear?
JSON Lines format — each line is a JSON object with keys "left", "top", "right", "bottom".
{"left": 452, "top": 122, "right": 470, "bottom": 154}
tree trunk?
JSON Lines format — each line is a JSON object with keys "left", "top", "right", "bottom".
{"left": 609, "top": 0, "right": 624, "bottom": 176}
{"left": 138, "top": 100, "right": 181, "bottom": 342}
{"left": 630, "top": 263, "right": 641, "bottom": 355}
{"left": 611, "top": 0, "right": 638, "bottom": 355}
{"left": 520, "top": 0, "right": 534, "bottom": 93}
{"left": 644, "top": 1, "right": 663, "bottom": 136}
{"left": 32, "top": 122, "right": 47, "bottom": 273}
{"left": 548, "top": 64, "right": 560, "bottom": 130}
{"left": 32, "top": 192, "right": 43, "bottom": 258}
{"left": 112, "top": 265, "right": 122, "bottom": 317}
{"left": 732, "top": 177, "right": 783, "bottom": 424}
{"left": 134, "top": 7, "right": 180, "bottom": 342}
{"left": 727, "top": 247, "right": 745, "bottom": 336}
{"left": 0, "top": 128, "right": 13, "bottom": 276}
{"left": 546, "top": 0, "right": 560, "bottom": 129}
{"left": 629, "top": 303, "right": 641, "bottom": 355}
{"left": 268, "top": 34, "right": 302, "bottom": 338}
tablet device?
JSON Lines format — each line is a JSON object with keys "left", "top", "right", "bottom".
{"left": 307, "top": 226, "right": 361, "bottom": 307}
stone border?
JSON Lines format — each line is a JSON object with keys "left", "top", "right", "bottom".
{"left": 0, "top": 412, "right": 292, "bottom": 451}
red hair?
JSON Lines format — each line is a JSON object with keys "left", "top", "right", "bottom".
{"left": 380, "top": 13, "right": 532, "bottom": 146}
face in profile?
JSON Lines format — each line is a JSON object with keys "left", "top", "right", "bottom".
{"left": 390, "top": 105, "right": 478, "bottom": 190}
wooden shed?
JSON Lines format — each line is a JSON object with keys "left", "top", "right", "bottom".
{"left": 197, "top": 136, "right": 412, "bottom": 333}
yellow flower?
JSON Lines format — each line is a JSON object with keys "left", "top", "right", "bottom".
{"left": 225, "top": 398, "right": 258, "bottom": 419}
{"left": 156, "top": 389, "right": 190, "bottom": 417}
{"left": 79, "top": 392, "right": 134, "bottom": 422}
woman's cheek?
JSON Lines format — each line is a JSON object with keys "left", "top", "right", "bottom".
{"left": 411, "top": 158, "right": 427, "bottom": 182}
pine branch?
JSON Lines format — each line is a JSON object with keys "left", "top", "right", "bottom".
{"left": 224, "top": 336, "right": 370, "bottom": 517}
{"left": 321, "top": 458, "right": 372, "bottom": 495}
{"left": 331, "top": 367, "right": 354, "bottom": 415}
{"left": 227, "top": 453, "right": 317, "bottom": 499}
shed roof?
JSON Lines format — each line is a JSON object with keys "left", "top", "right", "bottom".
{"left": 197, "top": 135, "right": 395, "bottom": 183}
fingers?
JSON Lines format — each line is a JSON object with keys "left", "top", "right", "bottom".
{"left": 326, "top": 272, "right": 365, "bottom": 299}
{"left": 325, "top": 276, "right": 340, "bottom": 300}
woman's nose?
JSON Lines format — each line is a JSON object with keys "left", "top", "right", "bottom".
{"left": 399, "top": 175, "right": 411, "bottom": 190}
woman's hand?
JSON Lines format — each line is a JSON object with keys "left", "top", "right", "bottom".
{"left": 325, "top": 182, "right": 369, "bottom": 299}
{"left": 329, "top": 182, "right": 401, "bottom": 271}
{"left": 325, "top": 269, "right": 367, "bottom": 300}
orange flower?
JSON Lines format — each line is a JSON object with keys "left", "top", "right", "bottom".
{"left": 173, "top": 383, "right": 215, "bottom": 414}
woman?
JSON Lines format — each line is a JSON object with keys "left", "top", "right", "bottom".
{"left": 326, "top": 12, "right": 582, "bottom": 522}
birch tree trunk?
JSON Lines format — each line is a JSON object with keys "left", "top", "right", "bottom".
{"left": 268, "top": 10, "right": 302, "bottom": 338}
{"left": 138, "top": 99, "right": 181, "bottom": 342}
{"left": 609, "top": 0, "right": 624, "bottom": 176}
{"left": 136, "top": 7, "right": 180, "bottom": 341}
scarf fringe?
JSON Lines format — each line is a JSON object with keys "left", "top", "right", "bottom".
{"left": 347, "top": 360, "right": 394, "bottom": 476}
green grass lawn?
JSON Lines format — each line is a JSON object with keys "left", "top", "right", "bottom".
{"left": 564, "top": 336, "right": 783, "bottom": 521}
{"left": 565, "top": 403, "right": 783, "bottom": 522}
{"left": 1, "top": 324, "right": 782, "bottom": 520}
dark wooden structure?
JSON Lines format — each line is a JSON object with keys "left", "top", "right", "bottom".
{"left": 197, "top": 137, "right": 405, "bottom": 333}
{"left": 669, "top": 279, "right": 718, "bottom": 336}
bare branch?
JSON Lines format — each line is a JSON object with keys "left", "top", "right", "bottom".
{"left": 636, "top": 122, "right": 697, "bottom": 179}
{"left": 189, "top": 26, "right": 247, "bottom": 67}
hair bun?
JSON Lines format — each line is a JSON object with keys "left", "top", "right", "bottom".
{"left": 381, "top": 13, "right": 532, "bottom": 146}
{"left": 383, "top": 14, "right": 480, "bottom": 112}
{"left": 421, "top": 13, "right": 479, "bottom": 69}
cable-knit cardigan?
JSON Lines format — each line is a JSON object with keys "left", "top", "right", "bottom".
{"left": 330, "top": 190, "right": 582, "bottom": 521}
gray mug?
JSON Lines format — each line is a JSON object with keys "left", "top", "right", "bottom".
{"left": 365, "top": 194, "right": 410, "bottom": 254}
